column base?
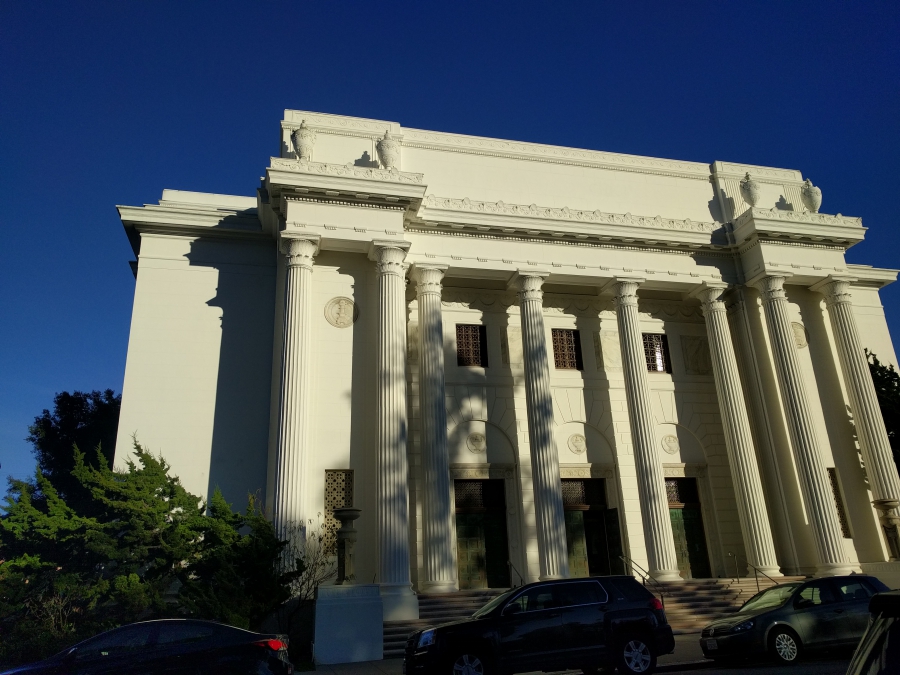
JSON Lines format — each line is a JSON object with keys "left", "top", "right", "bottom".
{"left": 813, "top": 562, "right": 861, "bottom": 578}
{"left": 419, "top": 580, "right": 459, "bottom": 594}
{"left": 649, "top": 569, "right": 683, "bottom": 582}
{"left": 380, "top": 582, "right": 419, "bottom": 620}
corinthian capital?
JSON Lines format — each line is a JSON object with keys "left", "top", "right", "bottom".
{"left": 511, "top": 270, "right": 549, "bottom": 302}
{"left": 372, "top": 242, "right": 410, "bottom": 277}
{"left": 280, "top": 236, "right": 319, "bottom": 269}
{"left": 610, "top": 277, "right": 645, "bottom": 308}
{"left": 411, "top": 265, "right": 446, "bottom": 296}
{"left": 810, "top": 276, "right": 857, "bottom": 306}
{"left": 693, "top": 283, "right": 729, "bottom": 315}
{"left": 750, "top": 274, "right": 789, "bottom": 302}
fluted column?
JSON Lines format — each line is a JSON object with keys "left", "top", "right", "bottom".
{"left": 752, "top": 275, "right": 853, "bottom": 575}
{"left": 412, "top": 265, "right": 457, "bottom": 593}
{"left": 374, "top": 243, "right": 418, "bottom": 619}
{"left": 697, "top": 285, "right": 782, "bottom": 577}
{"left": 815, "top": 276, "right": 900, "bottom": 559}
{"left": 514, "top": 272, "right": 569, "bottom": 580}
{"left": 273, "top": 236, "right": 318, "bottom": 543}
{"left": 612, "top": 279, "right": 682, "bottom": 581}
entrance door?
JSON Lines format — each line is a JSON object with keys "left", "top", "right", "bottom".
{"left": 455, "top": 479, "right": 511, "bottom": 589}
{"left": 666, "top": 478, "right": 711, "bottom": 579}
{"left": 562, "top": 479, "right": 626, "bottom": 577}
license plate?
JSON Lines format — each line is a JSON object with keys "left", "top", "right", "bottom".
{"left": 706, "top": 639, "right": 718, "bottom": 650}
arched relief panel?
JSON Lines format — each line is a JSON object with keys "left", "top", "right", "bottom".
{"left": 650, "top": 389, "right": 721, "bottom": 457}
{"left": 654, "top": 422, "right": 705, "bottom": 464}
{"left": 445, "top": 384, "right": 518, "bottom": 446}
{"left": 551, "top": 388, "right": 617, "bottom": 449}
{"left": 448, "top": 420, "right": 516, "bottom": 465}
{"left": 554, "top": 421, "right": 615, "bottom": 466}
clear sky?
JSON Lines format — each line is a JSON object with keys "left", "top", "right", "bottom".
{"left": 1, "top": 1, "right": 898, "bottom": 483}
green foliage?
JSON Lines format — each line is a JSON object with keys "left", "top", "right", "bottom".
{"left": 0, "top": 439, "right": 293, "bottom": 666}
{"left": 26, "top": 390, "right": 120, "bottom": 514}
{"left": 867, "top": 350, "right": 900, "bottom": 474}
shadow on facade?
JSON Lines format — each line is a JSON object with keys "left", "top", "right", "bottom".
{"left": 185, "top": 236, "right": 278, "bottom": 509}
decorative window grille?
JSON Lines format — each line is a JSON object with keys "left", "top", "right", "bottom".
{"left": 457, "top": 324, "right": 489, "bottom": 367}
{"left": 665, "top": 478, "right": 700, "bottom": 504}
{"left": 454, "top": 479, "right": 505, "bottom": 510}
{"left": 562, "top": 480, "right": 586, "bottom": 506}
{"left": 643, "top": 333, "right": 672, "bottom": 373}
{"left": 665, "top": 479, "right": 681, "bottom": 504}
{"left": 827, "top": 468, "right": 852, "bottom": 538}
{"left": 552, "top": 329, "right": 583, "bottom": 370}
{"left": 324, "top": 470, "right": 354, "bottom": 553}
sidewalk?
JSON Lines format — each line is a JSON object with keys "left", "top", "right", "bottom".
{"left": 315, "top": 633, "right": 710, "bottom": 673}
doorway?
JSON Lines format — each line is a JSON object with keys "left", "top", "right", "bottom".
{"left": 454, "top": 479, "right": 511, "bottom": 589}
{"left": 562, "top": 479, "right": 625, "bottom": 577}
{"left": 666, "top": 477, "right": 711, "bottom": 579}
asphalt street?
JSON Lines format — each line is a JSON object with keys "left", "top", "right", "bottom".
{"left": 660, "top": 657, "right": 851, "bottom": 675}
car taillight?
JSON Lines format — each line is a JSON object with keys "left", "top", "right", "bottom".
{"left": 649, "top": 598, "right": 663, "bottom": 611}
{"left": 254, "top": 639, "right": 288, "bottom": 651}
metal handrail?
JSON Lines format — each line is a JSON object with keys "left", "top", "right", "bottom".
{"left": 727, "top": 551, "right": 777, "bottom": 593}
{"left": 619, "top": 554, "right": 666, "bottom": 610}
{"left": 507, "top": 560, "right": 524, "bottom": 588}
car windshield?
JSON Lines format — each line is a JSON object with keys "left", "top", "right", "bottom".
{"left": 738, "top": 583, "right": 801, "bottom": 613}
{"left": 472, "top": 589, "right": 516, "bottom": 617}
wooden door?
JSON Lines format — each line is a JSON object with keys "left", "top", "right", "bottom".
{"left": 666, "top": 478, "right": 711, "bottom": 579}
{"left": 455, "top": 479, "right": 510, "bottom": 589}
{"left": 565, "top": 510, "right": 590, "bottom": 578}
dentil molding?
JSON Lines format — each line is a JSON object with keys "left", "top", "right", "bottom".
{"left": 270, "top": 157, "right": 424, "bottom": 185}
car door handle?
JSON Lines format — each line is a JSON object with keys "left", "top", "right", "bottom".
{"left": 548, "top": 612, "right": 560, "bottom": 618}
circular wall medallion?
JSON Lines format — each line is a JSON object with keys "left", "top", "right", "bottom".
{"left": 791, "top": 322, "right": 809, "bottom": 349}
{"left": 324, "top": 297, "right": 358, "bottom": 328}
{"left": 567, "top": 434, "right": 587, "bottom": 454}
{"left": 466, "top": 432, "right": 487, "bottom": 454}
{"left": 661, "top": 434, "right": 680, "bottom": 455}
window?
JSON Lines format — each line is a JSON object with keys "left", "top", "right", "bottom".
{"left": 836, "top": 580, "right": 873, "bottom": 603}
{"left": 505, "top": 586, "right": 559, "bottom": 613}
{"left": 457, "top": 324, "right": 488, "bottom": 367}
{"left": 795, "top": 582, "right": 837, "bottom": 609}
{"left": 324, "top": 470, "right": 354, "bottom": 553}
{"left": 552, "top": 329, "right": 583, "bottom": 370}
{"left": 554, "top": 581, "right": 607, "bottom": 607}
{"left": 157, "top": 622, "right": 219, "bottom": 645}
{"left": 643, "top": 333, "right": 671, "bottom": 373}
{"left": 828, "top": 468, "right": 852, "bottom": 538}
{"left": 76, "top": 624, "right": 156, "bottom": 659}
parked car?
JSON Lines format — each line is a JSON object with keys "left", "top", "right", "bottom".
{"left": 403, "top": 576, "right": 675, "bottom": 675}
{"left": 0, "top": 619, "right": 293, "bottom": 675}
{"left": 845, "top": 589, "right": 900, "bottom": 675}
{"left": 699, "top": 575, "right": 889, "bottom": 665}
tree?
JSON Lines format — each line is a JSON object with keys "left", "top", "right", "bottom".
{"left": 867, "top": 350, "right": 900, "bottom": 476}
{"left": 0, "top": 440, "right": 293, "bottom": 666}
{"left": 26, "top": 390, "right": 120, "bottom": 511}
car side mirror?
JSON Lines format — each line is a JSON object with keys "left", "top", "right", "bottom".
{"left": 503, "top": 604, "right": 522, "bottom": 616}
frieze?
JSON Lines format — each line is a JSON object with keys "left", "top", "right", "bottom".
{"left": 270, "top": 157, "right": 425, "bottom": 184}
{"left": 423, "top": 195, "right": 719, "bottom": 233}
{"left": 559, "top": 465, "right": 615, "bottom": 479}
{"left": 450, "top": 464, "right": 515, "bottom": 480}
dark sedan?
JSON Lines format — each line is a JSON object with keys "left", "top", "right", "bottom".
{"left": 405, "top": 576, "right": 674, "bottom": 675}
{"left": 0, "top": 619, "right": 293, "bottom": 675}
{"left": 699, "top": 574, "right": 889, "bottom": 665}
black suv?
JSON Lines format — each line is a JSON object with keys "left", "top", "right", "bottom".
{"left": 403, "top": 576, "right": 674, "bottom": 675}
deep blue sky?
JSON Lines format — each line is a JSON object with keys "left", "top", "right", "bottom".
{"left": 1, "top": 1, "right": 898, "bottom": 483}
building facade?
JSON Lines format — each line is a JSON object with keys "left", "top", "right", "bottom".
{"left": 116, "top": 110, "right": 900, "bottom": 619}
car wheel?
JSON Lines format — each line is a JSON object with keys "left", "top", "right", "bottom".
{"left": 450, "top": 652, "right": 487, "bottom": 675}
{"left": 617, "top": 636, "right": 656, "bottom": 674}
{"left": 770, "top": 627, "right": 802, "bottom": 664}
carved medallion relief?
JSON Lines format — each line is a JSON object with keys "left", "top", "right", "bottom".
{"left": 324, "top": 297, "right": 358, "bottom": 328}
{"left": 567, "top": 434, "right": 587, "bottom": 455}
{"left": 681, "top": 336, "right": 712, "bottom": 375}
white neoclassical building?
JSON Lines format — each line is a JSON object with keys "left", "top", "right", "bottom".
{"left": 116, "top": 110, "right": 900, "bottom": 619}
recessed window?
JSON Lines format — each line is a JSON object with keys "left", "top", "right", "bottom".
{"left": 642, "top": 334, "right": 671, "bottom": 373}
{"left": 552, "top": 329, "right": 583, "bottom": 370}
{"left": 457, "top": 324, "right": 488, "bottom": 367}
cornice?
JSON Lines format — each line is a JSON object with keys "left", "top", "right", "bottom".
{"left": 733, "top": 207, "right": 862, "bottom": 229}
{"left": 269, "top": 158, "right": 424, "bottom": 185}
{"left": 421, "top": 195, "right": 719, "bottom": 234}
{"left": 731, "top": 207, "right": 865, "bottom": 248}
{"left": 117, "top": 203, "right": 262, "bottom": 234}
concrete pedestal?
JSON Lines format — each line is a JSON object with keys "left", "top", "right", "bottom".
{"left": 380, "top": 582, "right": 419, "bottom": 620}
{"left": 314, "top": 584, "right": 384, "bottom": 664}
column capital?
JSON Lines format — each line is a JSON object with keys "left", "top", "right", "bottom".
{"left": 410, "top": 264, "right": 447, "bottom": 296}
{"left": 369, "top": 240, "right": 411, "bottom": 276}
{"left": 690, "top": 282, "right": 730, "bottom": 313}
{"left": 810, "top": 275, "right": 858, "bottom": 305}
{"left": 279, "top": 235, "right": 320, "bottom": 268}
{"left": 605, "top": 277, "right": 646, "bottom": 307}
{"left": 747, "top": 273, "right": 792, "bottom": 301}
{"left": 509, "top": 270, "right": 550, "bottom": 302}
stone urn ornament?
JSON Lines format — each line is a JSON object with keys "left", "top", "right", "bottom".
{"left": 376, "top": 130, "right": 401, "bottom": 170}
{"left": 739, "top": 172, "right": 761, "bottom": 208}
{"left": 800, "top": 178, "right": 823, "bottom": 213}
{"left": 291, "top": 121, "right": 316, "bottom": 161}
